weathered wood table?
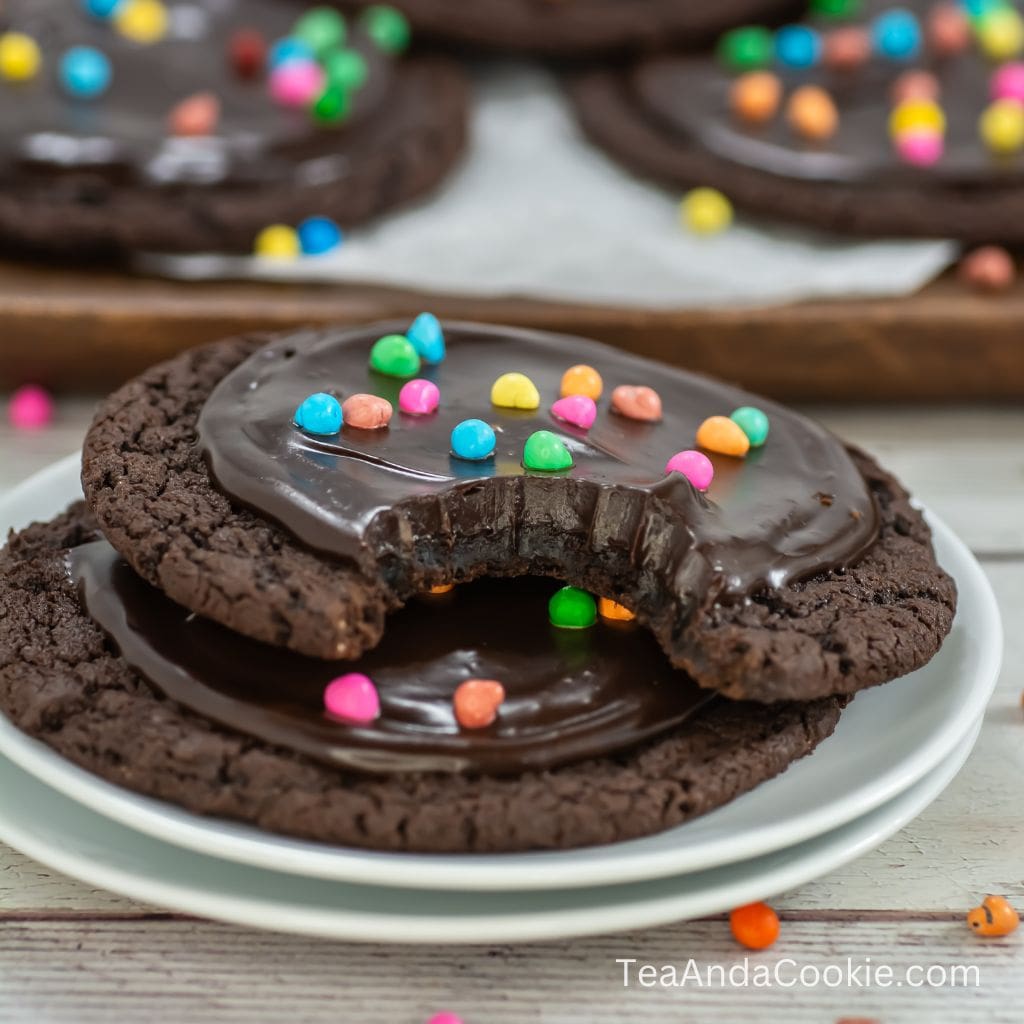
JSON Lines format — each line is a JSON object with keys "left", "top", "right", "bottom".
{"left": 1, "top": 400, "right": 1021, "bottom": 1023}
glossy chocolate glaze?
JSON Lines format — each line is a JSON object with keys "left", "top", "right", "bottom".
{"left": 635, "top": 0, "right": 1019, "bottom": 187}
{"left": 69, "top": 540, "right": 713, "bottom": 775}
{"left": 0, "top": 0, "right": 390, "bottom": 189}
{"left": 199, "top": 322, "right": 879, "bottom": 600}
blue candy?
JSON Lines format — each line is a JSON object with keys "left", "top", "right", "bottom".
{"left": 406, "top": 312, "right": 446, "bottom": 364}
{"left": 268, "top": 37, "right": 316, "bottom": 68}
{"left": 774, "top": 25, "right": 821, "bottom": 68}
{"left": 451, "top": 419, "right": 496, "bottom": 461}
{"left": 294, "top": 392, "right": 343, "bottom": 435}
{"left": 872, "top": 8, "right": 922, "bottom": 60}
{"left": 81, "top": 0, "right": 123, "bottom": 16}
{"left": 60, "top": 46, "right": 112, "bottom": 98}
{"left": 297, "top": 216, "right": 343, "bottom": 256}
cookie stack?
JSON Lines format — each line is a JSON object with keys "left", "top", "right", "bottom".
{"left": 0, "top": 319, "right": 956, "bottom": 852}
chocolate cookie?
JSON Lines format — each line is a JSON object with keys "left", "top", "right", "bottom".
{"left": 0, "top": 503, "right": 845, "bottom": 852}
{"left": 569, "top": 0, "right": 1024, "bottom": 240}
{"left": 81, "top": 320, "right": 956, "bottom": 703}
{"left": 332, "top": 0, "right": 804, "bottom": 56}
{"left": 0, "top": 1, "right": 467, "bottom": 257}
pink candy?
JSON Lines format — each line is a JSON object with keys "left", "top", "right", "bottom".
{"left": 550, "top": 394, "right": 597, "bottom": 430}
{"left": 8, "top": 384, "right": 53, "bottom": 431}
{"left": 269, "top": 59, "right": 325, "bottom": 108}
{"left": 426, "top": 1015, "right": 463, "bottom": 1024}
{"left": 323, "top": 673, "right": 380, "bottom": 724}
{"left": 896, "top": 130, "right": 944, "bottom": 166}
{"left": 992, "top": 63, "right": 1024, "bottom": 104}
{"left": 665, "top": 450, "right": 714, "bottom": 491}
{"left": 399, "top": 379, "right": 440, "bottom": 415}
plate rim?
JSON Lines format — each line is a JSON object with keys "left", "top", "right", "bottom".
{"left": 0, "top": 453, "right": 1003, "bottom": 891}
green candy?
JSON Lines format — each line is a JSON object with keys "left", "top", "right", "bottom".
{"left": 369, "top": 334, "right": 421, "bottom": 377}
{"left": 360, "top": 4, "right": 412, "bottom": 53}
{"left": 549, "top": 587, "right": 597, "bottom": 630}
{"left": 293, "top": 7, "right": 347, "bottom": 57}
{"left": 730, "top": 406, "right": 770, "bottom": 448}
{"left": 324, "top": 48, "right": 369, "bottom": 92}
{"left": 809, "top": 0, "right": 862, "bottom": 17}
{"left": 312, "top": 85, "right": 350, "bottom": 124}
{"left": 716, "top": 26, "right": 774, "bottom": 71}
{"left": 523, "top": 430, "right": 573, "bottom": 472}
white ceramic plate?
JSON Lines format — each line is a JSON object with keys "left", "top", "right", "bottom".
{"left": 0, "top": 720, "right": 981, "bottom": 944}
{"left": 0, "top": 456, "right": 1002, "bottom": 892}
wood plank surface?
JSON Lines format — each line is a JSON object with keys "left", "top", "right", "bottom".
{"left": 2, "top": 261, "right": 1024, "bottom": 400}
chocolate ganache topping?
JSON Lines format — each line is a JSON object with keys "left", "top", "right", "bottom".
{"left": 69, "top": 540, "right": 713, "bottom": 775}
{"left": 635, "top": 0, "right": 1020, "bottom": 188}
{"left": 198, "top": 322, "right": 879, "bottom": 611}
{"left": 0, "top": 0, "right": 391, "bottom": 190}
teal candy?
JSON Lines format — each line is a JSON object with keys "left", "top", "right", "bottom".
{"left": 406, "top": 312, "right": 446, "bottom": 364}
{"left": 730, "top": 406, "right": 770, "bottom": 448}
{"left": 369, "top": 334, "right": 421, "bottom": 377}
{"left": 548, "top": 587, "right": 597, "bottom": 629}
{"left": 294, "top": 392, "right": 342, "bottom": 435}
{"left": 523, "top": 431, "right": 573, "bottom": 472}
{"left": 451, "top": 419, "right": 496, "bottom": 460}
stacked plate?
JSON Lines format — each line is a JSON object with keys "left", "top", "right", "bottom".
{"left": 0, "top": 455, "right": 1002, "bottom": 944}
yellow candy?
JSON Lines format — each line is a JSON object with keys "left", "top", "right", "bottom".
{"left": 254, "top": 224, "right": 300, "bottom": 259}
{"left": 115, "top": 0, "right": 169, "bottom": 44}
{"left": 980, "top": 98, "right": 1024, "bottom": 154}
{"left": 889, "top": 99, "right": 946, "bottom": 138}
{"left": 0, "top": 33, "right": 41, "bottom": 81}
{"left": 696, "top": 415, "right": 750, "bottom": 457}
{"left": 976, "top": 8, "right": 1024, "bottom": 62}
{"left": 491, "top": 372, "right": 540, "bottom": 410}
{"left": 680, "top": 187, "right": 733, "bottom": 236}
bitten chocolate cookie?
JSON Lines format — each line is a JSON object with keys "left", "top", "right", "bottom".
{"left": 0, "top": 1, "right": 467, "bottom": 258}
{"left": 0, "top": 504, "right": 844, "bottom": 852}
{"left": 81, "top": 320, "right": 956, "bottom": 703}
{"left": 569, "top": 0, "right": 1024, "bottom": 241}
{"left": 329, "top": 0, "right": 803, "bottom": 56}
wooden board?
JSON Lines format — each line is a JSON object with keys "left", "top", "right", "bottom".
{"left": 2, "top": 261, "right": 1024, "bottom": 400}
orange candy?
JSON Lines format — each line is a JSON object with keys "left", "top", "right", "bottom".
{"left": 928, "top": 2, "right": 971, "bottom": 57}
{"left": 822, "top": 26, "right": 871, "bottom": 71}
{"left": 959, "top": 246, "right": 1015, "bottom": 293}
{"left": 730, "top": 71, "right": 782, "bottom": 125}
{"left": 611, "top": 385, "right": 662, "bottom": 422}
{"left": 453, "top": 679, "right": 505, "bottom": 729}
{"left": 599, "top": 597, "right": 636, "bottom": 622}
{"left": 890, "top": 70, "right": 940, "bottom": 105}
{"left": 342, "top": 393, "right": 393, "bottom": 430}
{"left": 786, "top": 85, "right": 838, "bottom": 141}
{"left": 560, "top": 364, "right": 603, "bottom": 400}
{"left": 428, "top": 583, "right": 454, "bottom": 595}
{"left": 967, "top": 895, "right": 1020, "bottom": 937}
{"left": 696, "top": 415, "right": 750, "bottom": 457}
{"left": 169, "top": 92, "right": 220, "bottom": 137}
{"left": 730, "top": 902, "right": 780, "bottom": 950}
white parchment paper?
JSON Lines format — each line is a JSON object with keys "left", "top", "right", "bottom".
{"left": 141, "top": 65, "right": 957, "bottom": 308}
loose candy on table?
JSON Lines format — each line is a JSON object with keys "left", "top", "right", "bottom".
{"left": 269, "top": 58, "right": 325, "bottom": 108}
{"left": 115, "top": 0, "right": 169, "bottom": 44}
{"left": 889, "top": 98, "right": 945, "bottom": 137}
{"left": 730, "top": 405, "right": 770, "bottom": 447}
{"left": 60, "top": 46, "right": 112, "bottom": 98}
{"left": 809, "top": 0, "right": 862, "bottom": 16}
{"left": 822, "top": 26, "right": 872, "bottom": 71}
{"left": 890, "top": 70, "right": 940, "bottom": 104}
{"left": 717, "top": 26, "right": 774, "bottom": 71}
{"left": 959, "top": 245, "right": 1016, "bottom": 292}
{"left": 294, "top": 392, "right": 342, "bottom": 435}
{"left": 323, "top": 673, "right": 380, "bottom": 724}
{"left": 523, "top": 430, "right": 573, "bottom": 472}
{"left": 451, "top": 419, "right": 496, "bottom": 460}
{"left": 611, "top": 385, "right": 662, "bottom": 422}
{"left": 324, "top": 48, "right": 369, "bottom": 91}
{"left": 549, "top": 586, "right": 597, "bottom": 629}
{"left": 399, "top": 379, "right": 441, "bottom": 415}
{"left": 729, "top": 902, "right": 780, "bottom": 950}
{"left": 453, "top": 679, "right": 505, "bottom": 729}
{"left": 7, "top": 385, "right": 54, "bottom": 431}
{"left": 491, "top": 371, "right": 540, "bottom": 410}
{"left": 927, "top": 2, "right": 971, "bottom": 56}
{"left": 992, "top": 62, "right": 1024, "bottom": 104}
{"left": 680, "top": 187, "right": 733, "bottom": 235}
{"left": 427, "top": 582, "right": 454, "bottom": 595}
{"left": 297, "top": 216, "right": 343, "bottom": 255}
{"left": 369, "top": 334, "right": 421, "bottom": 377}
{"left": 268, "top": 37, "right": 316, "bottom": 68}
{"left": 313, "top": 85, "right": 350, "bottom": 124}
{"left": 872, "top": 8, "right": 922, "bottom": 60}
{"left": 980, "top": 98, "right": 1024, "bottom": 153}
{"left": 896, "top": 129, "right": 944, "bottom": 165}
{"left": 342, "top": 393, "right": 393, "bottom": 430}
{"left": 360, "top": 4, "right": 412, "bottom": 53}
{"left": 976, "top": 5, "right": 1024, "bottom": 61}
{"left": 598, "top": 597, "right": 636, "bottom": 622}
{"left": 292, "top": 7, "right": 347, "bottom": 58}
{"left": 696, "top": 415, "right": 751, "bottom": 457}
{"left": 254, "top": 224, "right": 301, "bottom": 259}
{"left": 665, "top": 450, "right": 714, "bottom": 491}
{"left": 787, "top": 85, "right": 839, "bottom": 141}
{"left": 560, "top": 364, "right": 603, "bottom": 400}
{"left": 967, "top": 895, "right": 1020, "bottom": 937}
{"left": 730, "top": 71, "right": 782, "bottom": 124}
{"left": 168, "top": 93, "right": 220, "bottom": 137}
{"left": 426, "top": 1013, "right": 464, "bottom": 1024}
{"left": 774, "top": 25, "right": 822, "bottom": 68}
{"left": 406, "top": 312, "right": 446, "bottom": 364}
{"left": 0, "top": 33, "right": 42, "bottom": 82}
{"left": 228, "top": 28, "right": 267, "bottom": 78}
{"left": 550, "top": 394, "right": 597, "bottom": 430}
{"left": 82, "top": 0, "right": 124, "bottom": 17}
